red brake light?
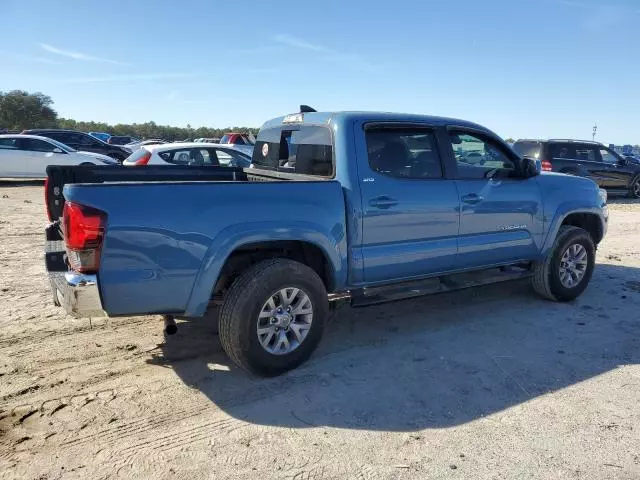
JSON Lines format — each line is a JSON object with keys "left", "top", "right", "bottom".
{"left": 541, "top": 160, "right": 553, "bottom": 171}
{"left": 44, "top": 177, "right": 53, "bottom": 222}
{"left": 63, "top": 202, "right": 107, "bottom": 273}
{"left": 134, "top": 151, "right": 151, "bottom": 165}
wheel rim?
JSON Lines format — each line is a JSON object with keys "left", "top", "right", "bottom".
{"left": 633, "top": 180, "right": 640, "bottom": 197}
{"left": 256, "top": 287, "right": 313, "bottom": 355}
{"left": 559, "top": 243, "right": 588, "bottom": 288}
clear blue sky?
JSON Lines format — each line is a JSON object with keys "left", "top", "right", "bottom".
{"left": 1, "top": 0, "right": 638, "bottom": 144}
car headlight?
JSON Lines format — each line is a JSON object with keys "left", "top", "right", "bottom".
{"left": 598, "top": 188, "right": 607, "bottom": 205}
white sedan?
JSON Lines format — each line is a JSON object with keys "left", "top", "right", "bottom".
{"left": 122, "top": 142, "right": 252, "bottom": 167}
{"left": 0, "top": 134, "right": 118, "bottom": 178}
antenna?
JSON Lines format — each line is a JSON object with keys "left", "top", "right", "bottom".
{"left": 300, "top": 105, "right": 317, "bottom": 113}
{"left": 592, "top": 124, "right": 597, "bottom": 141}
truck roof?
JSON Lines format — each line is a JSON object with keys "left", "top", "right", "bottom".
{"left": 261, "top": 111, "right": 491, "bottom": 133}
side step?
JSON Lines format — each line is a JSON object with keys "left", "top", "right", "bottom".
{"left": 351, "top": 265, "right": 532, "bottom": 308}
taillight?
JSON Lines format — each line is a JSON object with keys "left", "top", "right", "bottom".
{"left": 541, "top": 160, "right": 553, "bottom": 171}
{"left": 44, "top": 177, "right": 53, "bottom": 222}
{"left": 63, "top": 202, "right": 107, "bottom": 273}
{"left": 134, "top": 151, "right": 151, "bottom": 165}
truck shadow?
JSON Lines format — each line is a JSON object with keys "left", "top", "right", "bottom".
{"left": 149, "top": 263, "right": 640, "bottom": 431}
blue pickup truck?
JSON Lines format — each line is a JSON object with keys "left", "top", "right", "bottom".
{"left": 45, "top": 109, "right": 608, "bottom": 376}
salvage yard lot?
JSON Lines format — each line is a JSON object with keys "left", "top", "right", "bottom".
{"left": 0, "top": 182, "right": 639, "bottom": 480}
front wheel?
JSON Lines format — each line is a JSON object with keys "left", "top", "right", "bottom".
{"left": 218, "top": 258, "right": 328, "bottom": 376}
{"left": 531, "top": 226, "right": 595, "bottom": 302}
{"left": 629, "top": 175, "right": 640, "bottom": 199}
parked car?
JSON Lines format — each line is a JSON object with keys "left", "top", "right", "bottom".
{"left": 44, "top": 110, "right": 608, "bottom": 376}
{"left": 21, "top": 129, "right": 131, "bottom": 162}
{"left": 123, "top": 142, "right": 251, "bottom": 167}
{"left": 89, "top": 132, "right": 111, "bottom": 143}
{"left": 108, "top": 135, "right": 140, "bottom": 146}
{"left": 124, "top": 139, "right": 168, "bottom": 152}
{"left": 220, "top": 132, "right": 254, "bottom": 145}
{"left": 219, "top": 132, "right": 255, "bottom": 156}
{"left": 0, "top": 134, "right": 117, "bottom": 177}
{"left": 513, "top": 139, "right": 640, "bottom": 199}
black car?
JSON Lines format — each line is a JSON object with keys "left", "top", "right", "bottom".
{"left": 513, "top": 139, "right": 640, "bottom": 199}
{"left": 108, "top": 135, "right": 139, "bottom": 145}
{"left": 21, "top": 129, "right": 131, "bottom": 162}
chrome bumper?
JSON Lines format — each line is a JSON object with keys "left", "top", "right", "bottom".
{"left": 48, "top": 271, "right": 105, "bottom": 318}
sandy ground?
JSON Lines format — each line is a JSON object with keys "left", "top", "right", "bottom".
{"left": 0, "top": 181, "right": 639, "bottom": 480}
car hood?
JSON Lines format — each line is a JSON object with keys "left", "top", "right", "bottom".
{"left": 77, "top": 151, "right": 119, "bottom": 164}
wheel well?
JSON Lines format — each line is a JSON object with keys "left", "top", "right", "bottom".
{"left": 212, "top": 241, "right": 334, "bottom": 300}
{"left": 562, "top": 213, "right": 602, "bottom": 244}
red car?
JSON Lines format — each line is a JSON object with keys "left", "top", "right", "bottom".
{"left": 219, "top": 133, "right": 255, "bottom": 146}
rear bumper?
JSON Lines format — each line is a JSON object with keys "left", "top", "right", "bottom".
{"left": 45, "top": 222, "right": 105, "bottom": 318}
{"left": 48, "top": 271, "right": 105, "bottom": 318}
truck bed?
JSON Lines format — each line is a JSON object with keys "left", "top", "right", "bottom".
{"left": 45, "top": 165, "right": 326, "bottom": 221}
{"left": 44, "top": 164, "right": 346, "bottom": 317}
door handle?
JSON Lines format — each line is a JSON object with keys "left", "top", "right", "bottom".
{"left": 461, "top": 193, "right": 484, "bottom": 204}
{"left": 369, "top": 196, "right": 398, "bottom": 209}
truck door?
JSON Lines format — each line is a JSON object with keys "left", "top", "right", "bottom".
{"left": 445, "top": 128, "right": 542, "bottom": 269}
{"left": 356, "top": 123, "right": 460, "bottom": 284}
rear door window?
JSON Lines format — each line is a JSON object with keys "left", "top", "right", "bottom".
{"left": 365, "top": 128, "right": 443, "bottom": 179}
{"left": 574, "top": 145, "right": 598, "bottom": 161}
{"left": 252, "top": 125, "right": 333, "bottom": 177}
{"left": 550, "top": 143, "right": 576, "bottom": 160}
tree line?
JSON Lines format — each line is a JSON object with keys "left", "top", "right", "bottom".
{"left": 0, "top": 90, "right": 257, "bottom": 141}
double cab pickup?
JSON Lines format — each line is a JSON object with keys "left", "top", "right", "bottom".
{"left": 45, "top": 109, "right": 608, "bottom": 375}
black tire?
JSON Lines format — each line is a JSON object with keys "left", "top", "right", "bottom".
{"left": 532, "top": 225, "right": 595, "bottom": 302}
{"left": 218, "top": 258, "right": 328, "bottom": 376}
{"left": 628, "top": 175, "right": 640, "bottom": 199}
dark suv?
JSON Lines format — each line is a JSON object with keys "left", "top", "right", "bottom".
{"left": 21, "top": 129, "right": 131, "bottom": 162}
{"left": 513, "top": 139, "right": 640, "bottom": 198}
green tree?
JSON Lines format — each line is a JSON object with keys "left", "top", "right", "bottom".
{"left": 0, "top": 90, "right": 58, "bottom": 130}
{"left": 504, "top": 137, "right": 515, "bottom": 144}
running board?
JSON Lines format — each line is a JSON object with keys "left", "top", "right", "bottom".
{"left": 350, "top": 266, "right": 533, "bottom": 308}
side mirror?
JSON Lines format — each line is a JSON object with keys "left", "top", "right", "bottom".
{"left": 618, "top": 158, "right": 628, "bottom": 166}
{"left": 52, "top": 148, "right": 64, "bottom": 154}
{"left": 522, "top": 156, "right": 541, "bottom": 178}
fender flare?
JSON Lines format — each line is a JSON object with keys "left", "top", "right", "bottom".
{"left": 183, "top": 221, "right": 348, "bottom": 316}
{"left": 541, "top": 205, "right": 606, "bottom": 256}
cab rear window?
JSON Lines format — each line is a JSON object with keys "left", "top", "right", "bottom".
{"left": 252, "top": 125, "right": 333, "bottom": 177}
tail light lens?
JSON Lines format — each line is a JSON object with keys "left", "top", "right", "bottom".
{"left": 134, "top": 151, "right": 151, "bottom": 165}
{"left": 541, "top": 160, "right": 553, "bottom": 171}
{"left": 63, "top": 202, "right": 107, "bottom": 273}
{"left": 44, "top": 177, "right": 53, "bottom": 222}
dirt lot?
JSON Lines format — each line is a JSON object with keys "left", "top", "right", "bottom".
{"left": 0, "top": 182, "right": 639, "bottom": 480}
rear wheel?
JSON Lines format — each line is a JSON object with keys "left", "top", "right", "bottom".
{"left": 218, "top": 258, "right": 328, "bottom": 376}
{"left": 532, "top": 226, "right": 595, "bottom": 301}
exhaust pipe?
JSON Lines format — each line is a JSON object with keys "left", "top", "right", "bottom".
{"left": 163, "top": 315, "right": 177, "bottom": 335}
